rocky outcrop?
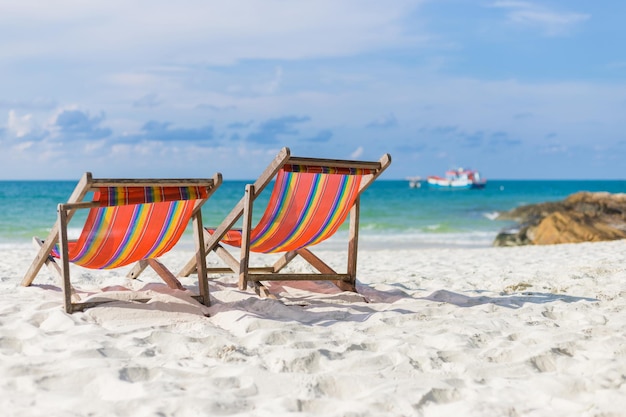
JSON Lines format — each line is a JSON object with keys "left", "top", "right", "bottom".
{"left": 493, "top": 192, "right": 626, "bottom": 246}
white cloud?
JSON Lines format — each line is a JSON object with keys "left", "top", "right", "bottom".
{"left": 0, "top": 0, "right": 623, "bottom": 180}
{"left": 0, "top": 0, "right": 427, "bottom": 64}
{"left": 490, "top": 1, "right": 590, "bottom": 36}
{"left": 253, "top": 67, "right": 284, "bottom": 95}
{"left": 13, "top": 141, "right": 34, "bottom": 152}
{"left": 7, "top": 110, "right": 33, "bottom": 138}
{"left": 350, "top": 146, "right": 364, "bottom": 159}
{"left": 367, "top": 114, "right": 398, "bottom": 129}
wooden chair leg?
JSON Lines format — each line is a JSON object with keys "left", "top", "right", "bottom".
{"left": 31, "top": 238, "right": 62, "bottom": 280}
{"left": 347, "top": 197, "right": 360, "bottom": 290}
{"left": 252, "top": 281, "right": 277, "bottom": 299}
{"left": 22, "top": 230, "right": 59, "bottom": 287}
{"left": 58, "top": 205, "right": 74, "bottom": 313}
{"left": 146, "top": 259, "right": 184, "bottom": 290}
{"left": 297, "top": 248, "right": 356, "bottom": 292}
{"left": 271, "top": 251, "right": 299, "bottom": 273}
{"left": 239, "top": 184, "right": 254, "bottom": 290}
{"left": 127, "top": 260, "right": 149, "bottom": 279}
{"left": 193, "top": 210, "right": 210, "bottom": 306}
{"left": 214, "top": 244, "right": 241, "bottom": 272}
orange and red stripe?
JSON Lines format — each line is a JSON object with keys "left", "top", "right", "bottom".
{"left": 213, "top": 168, "right": 363, "bottom": 253}
{"left": 52, "top": 186, "right": 205, "bottom": 269}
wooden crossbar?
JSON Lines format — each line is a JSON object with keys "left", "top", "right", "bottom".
{"left": 287, "top": 157, "right": 382, "bottom": 170}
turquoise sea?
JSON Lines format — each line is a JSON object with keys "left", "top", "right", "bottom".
{"left": 2, "top": 179, "right": 626, "bottom": 250}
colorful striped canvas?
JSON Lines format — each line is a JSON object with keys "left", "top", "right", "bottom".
{"left": 214, "top": 168, "right": 363, "bottom": 253}
{"left": 53, "top": 187, "right": 203, "bottom": 269}
{"left": 99, "top": 186, "right": 208, "bottom": 206}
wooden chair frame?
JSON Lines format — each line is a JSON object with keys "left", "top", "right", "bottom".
{"left": 22, "top": 172, "right": 222, "bottom": 313}
{"left": 179, "top": 147, "right": 391, "bottom": 297}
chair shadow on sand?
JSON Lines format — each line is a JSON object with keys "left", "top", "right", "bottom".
{"left": 420, "top": 289, "right": 597, "bottom": 309}
{"left": 353, "top": 282, "right": 597, "bottom": 310}
{"left": 207, "top": 281, "right": 600, "bottom": 328}
{"left": 30, "top": 278, "right": 598, "bottom": 323}
{"left": 265, "top": 280, "right": 598, "bottom": 313}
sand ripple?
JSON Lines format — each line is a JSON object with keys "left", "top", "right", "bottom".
{"left": 1, "top": 241, "right": 625, "bottom": 416}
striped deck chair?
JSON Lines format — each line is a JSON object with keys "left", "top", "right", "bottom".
{"left": 22, "top": 172, "right": 222, "bottom": 313}
{"left": 179, "top": 147, "right": 391, "bottom": 297}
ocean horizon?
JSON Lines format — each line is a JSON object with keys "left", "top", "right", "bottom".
{"left": 2, "top": 179, "right": 626, "bottom": 250}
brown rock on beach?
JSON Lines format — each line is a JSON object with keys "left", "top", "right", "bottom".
{"left": 494, "top": 191, "right": 626, "bottom": 246}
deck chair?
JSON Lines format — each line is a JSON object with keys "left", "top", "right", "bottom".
{"left": 179, "top": 147, "right": 391, "bottom": 297}
{"left": 22, "top": 172, "right": 222, "bottom": 313}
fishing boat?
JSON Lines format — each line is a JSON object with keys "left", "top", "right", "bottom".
{"left": 426, "top": 168, "right": 486, "bottom": 189}
{"left": 406, "top": 176, "right": 423, "bottom": 188}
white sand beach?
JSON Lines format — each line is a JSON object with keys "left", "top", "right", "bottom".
{"left": 1, "top": 240, "right": 625, "bottom": 416}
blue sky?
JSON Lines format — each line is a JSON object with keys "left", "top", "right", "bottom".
{"left": 1, "top": 0, "right": 625, "bottom": 180}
